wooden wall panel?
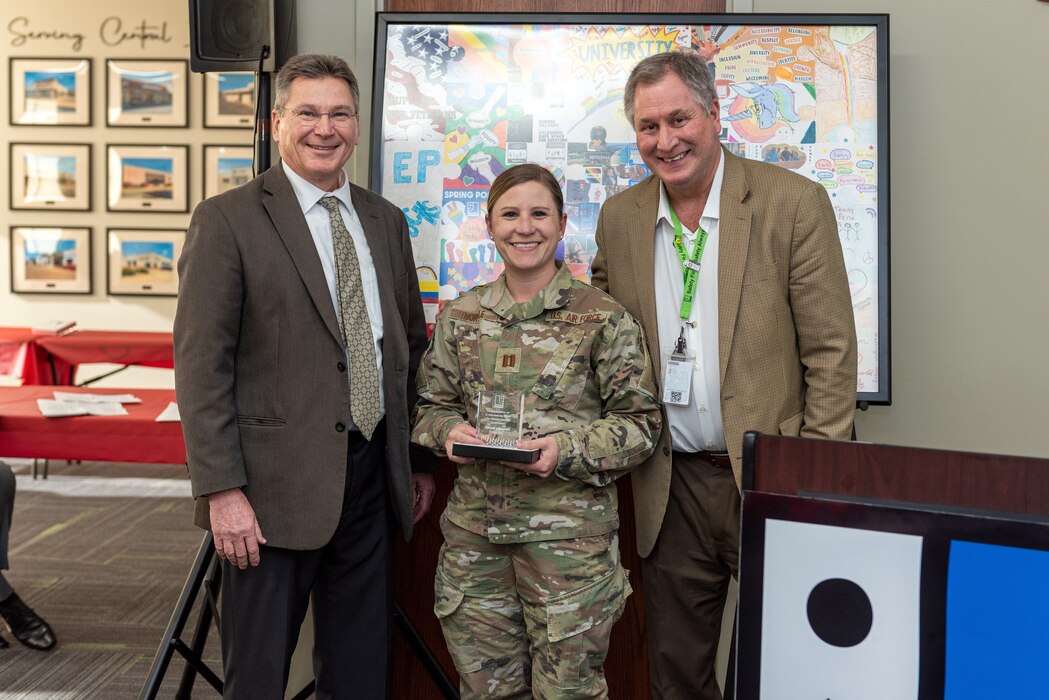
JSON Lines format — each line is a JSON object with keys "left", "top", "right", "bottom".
{"left": 387, "top": 0, "right": 725, "bottom": 12}
{"left": 388, "top": 1, "right": 726, "bottom": 697}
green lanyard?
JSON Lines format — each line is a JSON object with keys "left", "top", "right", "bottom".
{"left": 668, "top": 205, "right": 708, "bottom": 320}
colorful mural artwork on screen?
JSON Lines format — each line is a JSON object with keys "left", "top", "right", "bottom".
{"left": 379, "top": 21, "right": 883, "bottom": 394}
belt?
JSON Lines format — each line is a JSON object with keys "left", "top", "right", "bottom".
{"left": 674, "top": 450, "right": 733, "bottom": 470}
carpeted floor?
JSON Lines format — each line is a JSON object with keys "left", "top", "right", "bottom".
{"left": 0, "top": 459, "right": 222, "bottom": 698}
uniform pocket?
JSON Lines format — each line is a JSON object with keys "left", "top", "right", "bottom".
{"left": 546, "top": 563, "right": 631, "bottom": 643}
{"left": 532, "top": 328, "right": 588, "bottom": 410}
{"left": 452, "top": 323, "right": 485, "bottom": 400}
{"left": 433, "top": 569, "right": 484, "bottom": 674}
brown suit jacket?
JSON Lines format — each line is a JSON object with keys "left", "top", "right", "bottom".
{"left": 174, "top": 164, "right": 435, "bottom": 549}
{"left": 591, "top": 149, "right": 857, "bottom": 557}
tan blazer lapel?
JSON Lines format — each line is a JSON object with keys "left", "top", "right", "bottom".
{"left": 631, "top": 178, "right": 663, "bottom": 386}
{"left": 262, "top": 167, "right": 343, "bottom": 346}
{"left": 717, "top": 151, "right": 752, "bottom": 387}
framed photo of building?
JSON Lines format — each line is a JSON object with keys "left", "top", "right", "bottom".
{"left": 203, "top": 72, "right": 256, "bottom": 128}
{"left": 10, "top": 226, "right": 93, "bottom": 294}
{"left": 106, "top": 59, "right": 188, "bottom": 127}
{"left": 9, "top": 57, "right": 92, "bottom": 126}
{"left": 203, "top": 145, "right": 254, "bottom": 199}
{"left": 106, "top": 228, "right": 184, "bottom": 296}
{"left": 10, "top": 142, "right": 92, "bottom": 211}
{"left": 106, "top": 144, "right": 189, "bottom": 212}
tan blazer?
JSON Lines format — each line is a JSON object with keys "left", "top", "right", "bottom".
{"left": 174, "top": 164, "right": 435, "bottom": 549}
{"left": 591, "top": 149, "right": 857, "bottom": 557}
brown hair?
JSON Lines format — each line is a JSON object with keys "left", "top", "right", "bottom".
{"left": 623, "top": 50, "right": 716, "bottom": 126}
{"left": 274, "top": 54, "right": 360, "bottom": 113}
{"left": 486, "top": 163, "right": 564, "bottom": 218}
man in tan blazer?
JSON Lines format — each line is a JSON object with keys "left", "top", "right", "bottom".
{"left": 591, "top": 50, "right": 857, "bottom": 699}
{"left": 174, "top": 55, "right": 436, "bottom": 698}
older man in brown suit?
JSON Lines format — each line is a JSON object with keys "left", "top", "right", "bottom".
{"left": 174, "top": 54, "right": 436, "bottom": 699}
{"left": 591, "top": 50, "right": 857, "bottom": 699}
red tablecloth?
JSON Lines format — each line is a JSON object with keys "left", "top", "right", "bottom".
{"left": 0, "top": 328, "right": 173, "bottom": 385}
{"left": 36, "top": 330, "right": 174, "bottom": 368}
{"left": 0, "top": 328, "right": 71, "bottom": 384}
{"left": 0, "top": 386, "right": 186, "bottom": 464}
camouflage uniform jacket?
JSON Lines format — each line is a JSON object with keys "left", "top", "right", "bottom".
{"left": 413, "top": 264, "right": 661, "bottom": 544}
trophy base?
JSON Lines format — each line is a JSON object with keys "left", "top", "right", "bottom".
{"left": 452, "top": 442, "right": 540, "bottom": 463}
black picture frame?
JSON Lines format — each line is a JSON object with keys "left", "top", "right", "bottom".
{"left": 106, "top": 143, "right": 190, "bottom": 213}
{"left": 106, "top": 227, "right": 185, "bottom": 297}
{"left": 10, "top": 225, "right": 93, "bottom": 294}
{"left": 105, "top": 59, "right": 189, "bottom": 128}
{"left": 9, "top": 56, "right": 92, "bottom": 126}
{"left": 203, "top": 71, "right": 257, "bottom": 128}
{"left": 9, "top": 142, "right": 92, "bottom": 211}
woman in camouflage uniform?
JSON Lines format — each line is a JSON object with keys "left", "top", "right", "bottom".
{"left": 412, "top": 163, "right": 662, "bottom": 699}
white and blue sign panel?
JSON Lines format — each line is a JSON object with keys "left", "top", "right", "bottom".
{"left": 738, "top": 493, "right": 1049, "bottom": 699}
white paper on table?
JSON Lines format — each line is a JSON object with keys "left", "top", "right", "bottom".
{"left": 155, "top": 402, "right": 181, "bottom": 423}
{"left": 53, "top": 391, "right": 142, "bottom": 404}
{"left": 38, "top": 399, "right": 128, "bottom": 417}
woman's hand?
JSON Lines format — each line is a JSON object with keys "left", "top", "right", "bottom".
{"left": 514, "top": 436, "right": 559, "bottom": 478}
{"left": 445, "top": 422, "right": 484, "bottom": 464}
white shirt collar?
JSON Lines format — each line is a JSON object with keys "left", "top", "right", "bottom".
{"left": 657, "top": 148, "right": 725, "bottom": 233}
{"left": 281, "top": 161, "right": 352, "bottom": 215}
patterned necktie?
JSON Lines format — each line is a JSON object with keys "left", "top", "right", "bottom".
{"left": 320, "top": 195, "right": 381, "bottom": 439}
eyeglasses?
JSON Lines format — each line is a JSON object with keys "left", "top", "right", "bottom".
{"left": 280, "top": 107, "right": 358, "bottom": 127}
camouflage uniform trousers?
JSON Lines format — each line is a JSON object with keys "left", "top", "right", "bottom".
{"left": 434, "top": 515, "right": 632, "bottom": 699}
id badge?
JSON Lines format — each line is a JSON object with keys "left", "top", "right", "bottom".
{"left": 662, "top": 351, "right": 694, "bottom": 406}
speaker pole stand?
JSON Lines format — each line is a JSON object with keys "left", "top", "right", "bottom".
{"left": 257, "top": 69, "right": 272, "bottom": 171}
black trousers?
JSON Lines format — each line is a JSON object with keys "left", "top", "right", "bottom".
{"left": 219, "top": 423, "right": 393, "bottom": 700}
{"left": 0, "top": 461, "right": 14, "bottom": 599}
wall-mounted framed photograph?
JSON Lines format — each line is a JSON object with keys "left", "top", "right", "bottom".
{"left": 203, "top": 144, "right": 254, "bottom": 199}
{"left": 106, "top": 144, "right": 189, "bottom": 212}
{"left": 10, "top": 142, "right": 92, "bottom": 211}
{"left": 106, "top": 59, "right": 188, "bottom": 127}
{"left": 106, "top": 228, "right": 184, "bottom": 297}
{"left": 10, "top": 226, "right": 92, "bottom": 294}
{"left": 9, "top": 57, "right": 92, "bottom": 126}
{"left": 204, "top": 71, "right": 256, "bottom": 128}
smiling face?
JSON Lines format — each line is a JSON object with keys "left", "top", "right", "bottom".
{"left": 632, "top": 70, "right": 723, "bottom": 201}
{"left": 272, "top": 76, "right": 359, "bottom": 191}
{"left": 486, "top": 180, "right": 567, "bottom": 284}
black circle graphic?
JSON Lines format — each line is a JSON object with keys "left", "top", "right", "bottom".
{"left": 806, "top": 578, "right": 873, "bottom": 648}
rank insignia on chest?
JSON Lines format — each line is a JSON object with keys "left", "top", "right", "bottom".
{"left": 495, "top": 348, "right": 522, "bottom": 373}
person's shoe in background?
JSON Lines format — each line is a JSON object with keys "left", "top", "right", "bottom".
{"left": 0, "top": 593, "right": 56, "bottom": 651}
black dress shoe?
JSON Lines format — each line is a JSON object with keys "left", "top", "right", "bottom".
{"left": 0, "top": 594, "right": 56, "bottom": 651}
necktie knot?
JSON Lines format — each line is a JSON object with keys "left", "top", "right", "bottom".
{"left": 320, "top": 195, "right": 340, "bottom": 215}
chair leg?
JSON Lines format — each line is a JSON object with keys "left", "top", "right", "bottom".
{"left": 139, "top": 533, "right": 224, "bottom": 699}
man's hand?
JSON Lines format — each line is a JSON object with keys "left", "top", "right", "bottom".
{"left": 208, "top": 488, "right": 266, "bottom": 570}
{"left": 411, "top": 472, "right": 436, "bottom": 525}
{"left": 444, "top": 422, "right": 483, "bottom": 464}
{"left": 514, "top": 436, "right": 559, "bottom": 479}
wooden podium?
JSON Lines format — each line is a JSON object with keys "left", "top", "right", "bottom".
{"left": 737, "top": 432, "right": 1049, "bottom": 700}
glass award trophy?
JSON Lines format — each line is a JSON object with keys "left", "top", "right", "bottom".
{"left": 451, "top": 390, "right": 540, "bottom": 463}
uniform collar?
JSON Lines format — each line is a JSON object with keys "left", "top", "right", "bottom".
{"left": 480, "top": 263, "right": 574, "bottom": 323}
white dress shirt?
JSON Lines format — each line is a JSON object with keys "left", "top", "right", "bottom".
{"left": 282, "top": 162, "right": 385, "bottom": 420}
{"left": 653, "top": 152, "right": 727, "bottom": 453}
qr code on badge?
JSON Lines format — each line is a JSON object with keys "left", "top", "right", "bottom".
{"left": 670, "top": 391, "right": 683, "bottom": 403}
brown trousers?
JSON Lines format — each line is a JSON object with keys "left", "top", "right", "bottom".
{"left": 642, "top": 452, "right": 740, "bottom": 700}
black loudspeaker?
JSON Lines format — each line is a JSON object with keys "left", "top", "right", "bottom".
{"left": 189, "top": 0, "right": 276, "bottom": 73}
